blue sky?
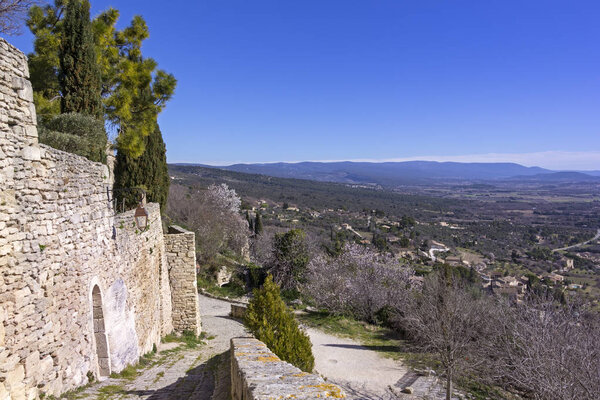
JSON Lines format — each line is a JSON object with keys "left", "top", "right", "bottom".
{"left": 7, "top": 0, "right": 600, "bottom": 169}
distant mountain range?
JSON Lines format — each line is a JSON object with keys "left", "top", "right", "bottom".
{"left": 173, "top": 161, "right": 600, "bottom": 186}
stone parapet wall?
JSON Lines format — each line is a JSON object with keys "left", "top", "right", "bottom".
{"left": 0, "top": 38, "right": 185, "bottom": 399}
{"left": 230, "top": 337, "right": 345, "bottom": 399}
{"left": 165, "top": 226, "right": 201, "bottom": 335}
{"left": 230, "top": 304, "right": 247, "bottom": 320}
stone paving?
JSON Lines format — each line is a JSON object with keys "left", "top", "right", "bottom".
{"left": 67, "top": 295, "right": 247, "bottom": 399}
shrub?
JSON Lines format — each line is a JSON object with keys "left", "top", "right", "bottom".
{"left": 245, "top": 275, "right": 314, "bottom": 372}
{"left": 38, "top": 113, "right": 107, "bottom": 163}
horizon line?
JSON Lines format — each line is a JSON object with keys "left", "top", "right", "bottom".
{"left": 169, "top": 150, "right": 600, "bottom": 171}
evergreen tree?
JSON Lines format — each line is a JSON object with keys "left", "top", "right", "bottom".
{"left": 59, "top": 0, "right": 102, "bottom": 117}
{"left": 245, "top": 275, "right": 314, "bottom": 372}
{"left": 27, "top": 1, "right": 176, "bottom": 157}
{"left": 270, "top": 229, "right": 309, "bottom": 290}
{"left": 245, "top": 210, "right": 252, "bottom": 231}
{"left": 254, "top": 212, "right": 263, "bottom": 235}
{"left": 113, "top": 123, "right": 170, "bottom": 210}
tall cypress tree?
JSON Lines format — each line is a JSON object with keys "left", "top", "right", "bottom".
{"left": 59, "top": 0, "right": 102, "bottom": 117}
{"left": 254, "top": 212, "right": 264, "bottom": 235}
{"left": 114, "top": 124, "right": 170, "bottom": 211}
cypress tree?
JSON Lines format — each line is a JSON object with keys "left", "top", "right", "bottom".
{"left": 59, "top": 0, "right": 102, "bottom": 117}
{"left": 246, "top": 211, "right": 254, "bottom": 232}
{"left": 245, "top": 275, "right": 314, "bottom": 372}
{"left": 114, "top": 124, "right": 170, "bottom": 211}
{"left": 254, "top": 212, "right": 264, "bottom": 235}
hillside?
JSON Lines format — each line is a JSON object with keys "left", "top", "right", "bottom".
{"left": 175, "top": 161, "right": 556, "bottom": 187}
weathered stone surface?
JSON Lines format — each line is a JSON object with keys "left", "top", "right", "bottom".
{"left": 165, "top": 227, "right": 201, "bottom": 336}
{"left": 216, "top": 265, "right": 232, "bottom": 287}
{"left": 231, "top": 337, "right": 346, "bottom": 399}
{"left": 230, "top": 304, "right": 247, "bottom": 319}
{"left": 0, "top": 37, "right": 198, "bottom": 399}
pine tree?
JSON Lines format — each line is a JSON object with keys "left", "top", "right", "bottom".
{"left": 27, "top": 2, "right": 176, "bottom": 157}
{"left": 245, "top": 275, "right": 314, "bottom": 372}
{"left": 58, "top": 0, "right": 102, "bottom": 117}
{"left": 254, "top": 212, "right": 263, "bottom": 235}
{"left": 113, "top": 123, "right": 170, "bottom": 210}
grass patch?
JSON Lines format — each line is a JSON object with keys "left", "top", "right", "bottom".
{"left": 109, "top": 351, "right": 157, "bottom": 381}
{"left": 153, "top": 371, "right": 165, "bottom": 384}
{"left": 96, "top": 385, "right": 125, "bottom": 400}
{"left": 197, "top": 275, "right": 246, "bottom": 298}
{"left": 162, "top": 330, "right": 205, "bottom": 349}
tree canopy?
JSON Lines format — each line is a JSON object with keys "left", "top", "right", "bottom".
{"left": 58, "top": 0, "right": 102, "bottom": 117}
{"left": 27, "top": 0, "right": 176, "bottom": 157}
{"left": 113, "top": 123, "right": 169, "bottom": 210}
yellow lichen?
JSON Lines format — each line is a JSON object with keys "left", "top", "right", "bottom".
{"left": 280, "top": 372, "right": 310, "bottom": 380}
{"left": 257, "top": 355, "right": 280, "bottom": 362}
{"left": 299, "top": 384, "right": 346, "bottom": 398}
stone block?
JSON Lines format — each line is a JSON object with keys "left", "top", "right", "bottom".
{"left": 0, "top": 382, "right": 9, "bottom": 400}
{"left": 5, "top": 365, "right": 26, "bottom": 398}
{"left": 21, "top": 146, "right": 40, "bottom": 161}
{"left": 24, "top": 350, "right": 40, "bottom": 378}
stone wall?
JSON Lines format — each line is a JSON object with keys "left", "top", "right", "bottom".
{"left": 0, "top": 38, "right": 197, "bottom": 399}
{"left": 165, "top": 226, "right": 201, "bottom": 336}
{"left": 230, "top": 337, "right": 345, "bottom": 399}
{"left": 230, "top": 304, "right": 247, "bottom": 320}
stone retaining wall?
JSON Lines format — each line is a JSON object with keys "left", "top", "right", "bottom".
{"left": 230, "top": 337, "right": 345, "bottom": 399}
{"left": 230, "top": 304, "right": 247, "bottom": 320}
{"left": 0, "top": 38, "right": 198, "bottom": 399}
{"left": 165, "top": 225, "right": 201, "bottom": 335}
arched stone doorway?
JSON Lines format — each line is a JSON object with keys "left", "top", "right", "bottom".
{"left": 92, "top": 285, "right": 110, "bottom": 377}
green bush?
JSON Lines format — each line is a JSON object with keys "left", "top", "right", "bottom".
{"left": 38, "top": 113, "right": 107, "bottom": 163}
{"left": 245, "top": 275, "right": 314, "bottom": 372}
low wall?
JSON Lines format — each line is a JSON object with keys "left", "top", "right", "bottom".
{"left": 230, "top": 304, "right": 247, "bottom": 319}
{"left": 165, "top": 225, "right": 201, "bottom": 335}
{"left": 230, "top": 337, "right": 345, "bottom": 399}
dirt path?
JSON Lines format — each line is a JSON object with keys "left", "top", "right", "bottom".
{"left": 70, "top": 295, "right": 246, "bottom": 400}
{"left": 306, "top": 327, "right": 407, "bottom": 399}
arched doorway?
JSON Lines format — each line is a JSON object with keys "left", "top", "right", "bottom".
{"left": 92, "top": 285, "right": 110, "bottom": 377}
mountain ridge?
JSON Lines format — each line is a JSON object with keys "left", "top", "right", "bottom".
{"left": 171, "top": 160, "right": 600, "bottom": 186}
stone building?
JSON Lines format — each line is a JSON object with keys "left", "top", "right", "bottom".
{"left": 0, "top": 38, "right": 200, "bottom": 399}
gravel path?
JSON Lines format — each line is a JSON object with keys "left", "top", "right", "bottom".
{"left": 306, "top": 327, "right": 407, "bottom": 400}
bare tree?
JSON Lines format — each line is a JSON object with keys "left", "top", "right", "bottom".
{"left": 486, "top": 297, "right": 600, "bottom": 400}
{"left": 250, "top": 227, "right": 275, "bottom": 266}
{"left": 0, "top": 0, "right": 37, "bottom": 34}
{"left": 306, "top": 243, "right": 413, "bottom": 323}
{"left": 401, "top": 271, "right": 497, "bottom": 400}
{"left": 167, "top": 183, "right": 249, "bottom": 263}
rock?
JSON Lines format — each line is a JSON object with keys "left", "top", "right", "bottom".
{"left": 402, "top": 386, "right": 414, "bottom": 394}
{"left": 216, "top": 266, "right": 232, "bottom": 287}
